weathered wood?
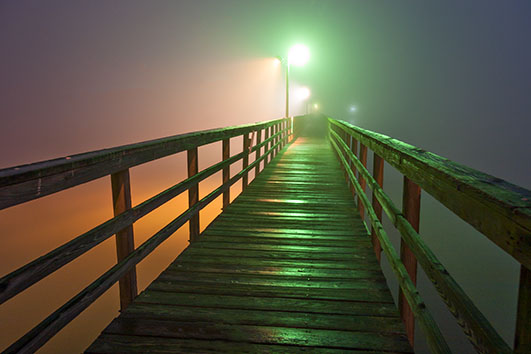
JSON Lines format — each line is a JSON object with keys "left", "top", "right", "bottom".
{"left": 0, "top": 118, "right": 286, "bottom": 210}
{"left": 329, "top": 118, "right": 531, "bottom": 269}
{"left": 110, "top": 169, "right": 138, "bottom": 311}
{"left": 87, "top": 136, "right": 412, "bottom": 353}
{"left": 0, "top": 148, "right": 245, "bottom": 306}
{"left": 371, "top": 153, "right": 384, "bottom": 262}
{"left": 330, "top": 128, "right": 513, "bottom": 353}
{"left": 330, "top": 135, "right": 451, "bottom": 354}
{"left": 222, "top": 138, "right": 230, "bottom": 209}
{"left": 255, "top": 128, "right": 262, "bottom": 176}
{"left": 350, "top": 136, "right": 358, "bottom": 198}
{"left": 264, "top": 126, "right": 270, "bottom": 165}
{"left": 242, "top": 133, "right": 251, "bottom": 190}
{"left": 515, "top": 265, "right": 531, "bottom": 353}
{"left": 399, "top": 176, "right": 420, "bottom": 346}
{"left": 187, "top": 148, "right": 199, "bottom": 242}
{"left": 358, "top": 143, "right": 368, "bottom": 220}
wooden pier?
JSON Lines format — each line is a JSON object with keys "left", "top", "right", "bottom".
{"left": 1, "top": 114, "right": 529, "bottom": 353}
{"left": 87, "top": 137, "right": 412, "bottom": 353}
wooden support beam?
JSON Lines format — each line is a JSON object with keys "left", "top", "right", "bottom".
{"left": 515, "top": 265, "right": 531, "bottom": 353}
{"left": 358, "top": 144, "right": 368, "bottom": 220}
{"left": 110, "top": 169, "right": 138, "bottom": 311}
{"left": 399, "top": 176, "right": 421, "bottom": 346}
{"left": 371, "top": 153, "right": 384, "bottom": 263}
{"left": 255, "top": 129, "right": 262, "bottom": 176}
{"left": 272, "top": 124, "right": 277, "bottom": 158}
{"left": 264, "top": 127, "right": 270, "bottom": 165}
{"left": 222, "top": 138, "right": 230, "bottom": 209}
{"left": 187, "top": 148, "right": 199, "bottom": 242}
{"left": 242, "top": 133, "right": 251, "bottom": 190}
{"left": 350, "top": 137, "right": 358, "bottom": 198}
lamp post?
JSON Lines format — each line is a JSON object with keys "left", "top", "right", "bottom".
{"left": 283, "top": 44, "right": 310, "bottom": 117}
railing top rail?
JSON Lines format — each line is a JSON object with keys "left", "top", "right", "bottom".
{"left": 0, "top": 118, "right": 286, "bottom": 210}
{"left": 329, "top": 117, "right": 531, "bottom": 268}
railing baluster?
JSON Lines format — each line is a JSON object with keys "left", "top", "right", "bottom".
{"left": 264, "top": 126, "right": 270, "bottom": 165}
{"left": 350, "top": 136, "right": 358, "bottom": 198}
{"left": 222, "top": 138, "right": 230, "bottom": 209}
{"left": 399, "top": 176, "right": 421, "bottom": 346}
{"left": 371, "top": 153, "right": 384, "bottom": 263}
{"left": 358, "top": 144, "right": 368, "bottom": 220}
{"left": 242, "top": 133, "right": 250, "bottom": 190}
{"left": 515, "top": 265, "right": 530, "bottom": 353}
{"left": 187, "top": 147, "right": 199, "bottom": 242}
{"left": 273, "top": 124, "right": 278, "bottom": 158}
{"left": 110, "top": 169, "right": 138, "bottom": 311}
{"left": 255, "top": 128, "right": 262, "bottom": 176}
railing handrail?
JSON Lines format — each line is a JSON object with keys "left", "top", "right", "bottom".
{"left": 327, "top": 116, "right": 530, "bottom": 354}
{"left": 0, "top": 117, "right": 292, "bottom": 353}
{"left": 0, "top": 118, "right": 285, "bottom": 210}
{"left": 329, "top": 118, "right": 531, "bottom": 269}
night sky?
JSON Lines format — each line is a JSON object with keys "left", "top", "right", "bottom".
{"left": 1, "top": 1, "right": 530, "bottom": 353}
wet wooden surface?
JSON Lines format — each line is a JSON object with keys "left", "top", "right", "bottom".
{"left": 87, "top": 137, "right": 412, "bottom": 353}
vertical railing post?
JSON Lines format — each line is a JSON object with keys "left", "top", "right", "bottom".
{"left": 110, "top": 169, "right": 138, "bottom": 311}
{"left": 255, "top": 128, "right": 262, "bottom": 176}
{"left": 272, "top": 124, "right": 277, "bottom": 158}
{"left": 358, "top": 144, "right": 368, "bottom": 220}
{"left": 187, "top": 147, "right": 199, "bottom": 242}
{"left": 350, "top": 137, "right": 358, "bottom": 198}
{"left": 264, "top": 126, "right": 270, "bottom": 165}
{"left": 242, "top": 133, "right": 250, "bottom": 190}
{"left": 222, "top": 138, "right": 230, "bottom": 209}
{"left": 399, "top": 176, "right": 421, "bottom": 346}
{"left": 371, "top": 153, "right": 384, "bottom": 262}
{"left": 515, "top": 265, "right": 530, "bottom": 353}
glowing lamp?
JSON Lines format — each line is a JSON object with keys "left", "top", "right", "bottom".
{"left": 288, "top": 44, "right": 310, "bottom": 66}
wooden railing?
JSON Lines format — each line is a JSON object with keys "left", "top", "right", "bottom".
{"left": 0, "top": 117, "right": 292, "bottom": 353}
{"left": 328, "top": 117, "right": 530, "bottom": 354}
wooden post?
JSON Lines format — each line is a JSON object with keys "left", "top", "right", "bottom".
{"left": 272, "top": 124, "right": 277, "bottom": 158}
{"left": 255, "top": 129, "right": 262, "bottom": 176}
{"left": 399, "top": 176, "right": 421, "bottom": 346}
{"left": 515, "top": 265, "right": 530, "bottom": 353}
{"left": 350, "top": 137, "right": 358, "bottom": 197}
{"left": 110, "top": 169, "right": 138, "bottom": 311}
{"left": 358, "top": 144, "right": 368, "bottom": 220}
{"left": 222, "top": 138, "right": 230, "bottom": 209}
{"left": 242, "top": 133, "right": 250, "bottom": 190}
{"left": 187, "top": 147, "right": 199, "bottom": 242}
{"left": 371, "top": 153, "right": 384, "bottom": 262}
{"left": 264, "top": 126, "right": 270, "bottom": 165}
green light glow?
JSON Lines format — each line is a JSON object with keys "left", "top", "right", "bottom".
{"left": 288, "top": 44, "right": 310, "bottom": 66}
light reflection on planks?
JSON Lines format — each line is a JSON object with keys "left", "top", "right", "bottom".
{"left": 86, "top": 137, "right": 412, "bottom": 353}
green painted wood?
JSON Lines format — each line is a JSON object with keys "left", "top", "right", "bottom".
{"left": 87, "top": 137, "right": 412, "bottom": 353}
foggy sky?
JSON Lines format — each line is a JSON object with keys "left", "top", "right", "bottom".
{"left": 0, "top": 1, "right": 529, "bottom": 353}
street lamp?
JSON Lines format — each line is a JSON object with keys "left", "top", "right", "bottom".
{"left": 282, "top": 44, "right": 310, "bottom": 117}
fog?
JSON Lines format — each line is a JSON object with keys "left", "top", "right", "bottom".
{"left": 1, "top": 1, "right": 529, "bottom": 353}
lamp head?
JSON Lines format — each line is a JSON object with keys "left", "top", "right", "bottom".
{"left": 288, "top": 44, "right": 310, "bottom": 66}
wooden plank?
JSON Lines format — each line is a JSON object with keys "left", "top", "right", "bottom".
{"left": 101, "top": 318, "right": 412, "bottom": 352}
{"left": 187, "top": 147, "right": 199, "bottom": 242}
{"left": 399, "top": 176, "right": 420, "bottom": 346}
{"left": 222, "top": 138, "right": 230, "bottom": 208}
{"left": 110, "top": 169, "right": 138, "bottom": 311}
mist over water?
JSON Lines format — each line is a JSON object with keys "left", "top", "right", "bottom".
{"left": 1, "top": 1, "right": 529, "bottom": 353}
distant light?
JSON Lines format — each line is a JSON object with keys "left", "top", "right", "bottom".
{"left": 297, "top": 87, "right": 311, "bottom": 100}
{"left": 288, "top": 44, "right": 310, "bottom": 66}
{"left": 349, "top": 105, "right": 357, "bottom": 113}
{"left": 273, "top": 57, "right": 281, "bottom": 67}
{"left": 314, "top": 103, "right": 319, "bottom": 109}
